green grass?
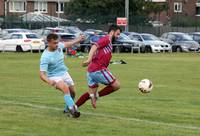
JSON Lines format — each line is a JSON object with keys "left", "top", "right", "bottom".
{"left": 0, "top": 52, "right": 200, "bottom": 136}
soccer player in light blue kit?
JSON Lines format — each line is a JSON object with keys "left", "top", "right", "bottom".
{"left": 40, "top": 33, "right": 84, "bottom": 118}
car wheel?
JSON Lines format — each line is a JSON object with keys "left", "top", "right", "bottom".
{"left": 176, "top": 47, "right": 182, "bottom": 52}
{"left": 145, "top": 46, "right": 152, "bottom": 53}
{"left": 16, "top": 45, "right": 23, "bottom": 52}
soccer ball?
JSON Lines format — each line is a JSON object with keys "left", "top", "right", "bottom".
{"left": 138, "top": 79, "right": 153, "bottom": 93}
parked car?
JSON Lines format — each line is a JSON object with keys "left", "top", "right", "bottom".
{"left": 114, "top": 33, "right": 142, "bottom": 52}
{"left": 2, "top": 28, "right": 31, "bottom": 34}
{"left": 57, "top": 32, "right": 79, "bottom": 52}
{"left": 125, "top": 32, "right": 171, "bottom": 53}
{"left": 84, "top": 29, "right": 103, "bottom": 35}
{"left": 0, "top": 32, "right": 45, "bottom": 52}
{"left": 0, "top": 28, "right": 32, "bottom": 39}
{"left": 79, "top": 31, "right": 107, "bottom": 53}
{"left": 188, "top": 32, "right": 200, "bottom": 44}
{"left": 39, "top": 27, "right": 65, "bottom": 40}
{"left": 60, "top": 26, "right": 83, "bottom": 37}
{"left": 160, "top": 32, "right": 200, "bottom": 52}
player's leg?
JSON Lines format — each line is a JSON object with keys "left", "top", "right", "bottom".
{"left": 55, "top": 80, "right": 80, "bottom": 118}
{"left": 75, "top": 87, "right": 98, "bottom": 108}
{"left": 49, "top": 75, "right": 80, "bottom": 118}
{"left": 76, "top": 72, "right": 98, "bottom": 108}
{"left": 98, "top": 79, "right": 120, "bottom": 97}
{"left": 62, "top": 72, "right": 76, "bottom": 112}
{"left": 88, "top": 87, "right": 98, "bottom": 108}
{"left": 63, "top": 86, "right": 75, "bottom": 113}
{"left": 69, "top": 86, "right": 75, "bottom": 99}
{"left": 97, "top": 69, "right": 120, "bottom": 97}
{"left": 62, "top": 72, "right": 76, "bottom": 99}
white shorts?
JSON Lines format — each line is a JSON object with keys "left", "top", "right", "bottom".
{"left": 49, "top": 72, "right": 74, "bottom": 87}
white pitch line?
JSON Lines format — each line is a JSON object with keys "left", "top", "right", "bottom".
{"left": 0, "top": 99, "right": 200, "bottom": 131}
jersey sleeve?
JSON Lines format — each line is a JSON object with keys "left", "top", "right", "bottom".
{"left": 58, "top": 42, "right": 65, "bottom": 49}
{"left": 40, "top": 56, "right": 49, "bottom": 72}
{"left": 95, "top": 36, "right": 110, "bottom": 49}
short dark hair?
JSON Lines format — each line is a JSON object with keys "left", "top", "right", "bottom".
{"left": 108, "top": 24, "right": 122, "bottom": 33}
{"left": 47, "top": 33, "right": 58, "bottom": 42}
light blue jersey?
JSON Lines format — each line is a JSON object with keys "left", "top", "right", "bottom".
{"left": 40, "top": 43, "right": 68, "bottom": 77}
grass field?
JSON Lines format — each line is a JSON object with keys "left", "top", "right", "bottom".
{"left": 0, "top": 52, "right": 200, "bottom": 136}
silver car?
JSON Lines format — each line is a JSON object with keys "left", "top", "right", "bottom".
{"left": 161, "top": 32, "right": 200, "bottom": 52}
{"left": 125, "top": 32, "right": 171, "bottom": 53}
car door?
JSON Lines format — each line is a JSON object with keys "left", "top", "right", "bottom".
{"left": 193, "top": 34, "right": 200, "bottom": 44}
{"left": 166, "top": 34, "right": 176, "bottom": 45}
{"left": 3, "top": 34, "right": 23, "bottom": 51}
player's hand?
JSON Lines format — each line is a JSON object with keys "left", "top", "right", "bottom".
{"left": 82, "top": 60, "right": 90, "bottom": 67}
{"left": 47, "top": 80, "right": 56, "bottom": 87}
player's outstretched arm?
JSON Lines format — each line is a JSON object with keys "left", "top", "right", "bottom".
{"left": 64, "top": 35, "right": 85, "bottom": 48}
{"left": 82, "top": 45, "right": 97, "bottom": 67}
{"left": 40, "top": 71, "right": 56, "bottom": 86}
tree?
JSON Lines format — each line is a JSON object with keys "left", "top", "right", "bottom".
{"left": 144, "top": 2, "right": 169, "bottom": 22}
{"left": 65, "top": 0, "right": 148, "bottom": 25}
{"left": 65, "top": 0, "right": 124, "bottom": 24}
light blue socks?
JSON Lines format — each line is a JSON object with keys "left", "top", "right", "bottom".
{"left": 64, "top": 94, "right": 75, "bottom": 109}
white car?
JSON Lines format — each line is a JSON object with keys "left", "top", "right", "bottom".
{"left": 127, "top": 33, "right": 171, "bottom": 53}
{"left": 0, "top": 32, "right": 45, "bottom": 52}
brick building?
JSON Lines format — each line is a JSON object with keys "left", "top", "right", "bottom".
{"left": 0, "top": 0, "right": 69, "bottom": 18}
{"left": 168, "top": 0, "right": 200, "bottom": 17}
{"left": 0, "top": 0, "right": 4, "bottom": 16}
{"left": 148, "top": 0, "right": 200, "bottom": 24}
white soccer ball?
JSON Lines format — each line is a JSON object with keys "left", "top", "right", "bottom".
{"left": 138, "top": 79, "right": 153, "bottom": 93}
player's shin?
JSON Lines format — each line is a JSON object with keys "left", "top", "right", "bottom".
{"left": 98, "top": 86, "right": 116, "bottom": 97}
{"left": 75, "top": 92, "right": 90, "bottom": 107}
{"left": 64, "top": 94, "right": 75, "bottom": 109}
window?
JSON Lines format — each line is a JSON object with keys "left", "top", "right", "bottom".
{"left": 193, "top": 34, "right": 200, "bottom": 41}
{"left": 131, "top": 35, "right": 143, "bottom": 42}
{"left": 161, "top": 33, "right": 167, "bottom": 39}
{"left": 34, "top": 1, "right": 47, "bottom": 13}
{"left": 168, "top": 34, "right": 176, "bottom": 42}
{"left": 11, "top": 34, "right": 23, "bottom": 39}
{"left": 26, "top": 34, "right": 38, "bottom": 39}
{"left": 56, "top": 2, "right": 64, "bottom": 13}
{"left": 9, "top": 1, "right": 26, "bottom": 12}
{"left": 196, "top": 3, "right": 200, "bottom": 16}
{"left": 174, "top": 2, "right": 182, "bottom": 13}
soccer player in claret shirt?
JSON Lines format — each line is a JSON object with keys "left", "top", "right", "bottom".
{"left": 76, "top": 24, "right": 121, "bottom": 108}
{"left": 40, "top": 33, "right": 84, "bottom": 118}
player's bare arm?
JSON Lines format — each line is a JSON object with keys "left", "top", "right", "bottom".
{"left": 40, "top": 71, "right": 56, "bottom": 86}
{"left": 82, "top": 45, "right": 97, "bottom": 67}
{"left": 64, "top": 35, "right": 85, "bottom": 48}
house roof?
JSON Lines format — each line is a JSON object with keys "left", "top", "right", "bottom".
{"left": 21, "top": 12, "right": 70, "bottom": 22}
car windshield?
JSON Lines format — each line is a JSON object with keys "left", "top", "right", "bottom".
{"left": 68, "top": 27, "right": 82, "bottom": 34}
{"left": 26, "top": 34, "right": 39, "bottom": 39}
{"left": 129, "top": 35, "right": 142, "bottom": 41}
{"left": 60, "top": 35, "right": 75, "bottom": 40}
{"left": 175, "top": 34, "right": 193, "bottom": 41}
{"left": 119, "top": 33, "right": 131, "bottom": 40}
{"left": 141, "top": 34, "right": 160, "bottom": 41}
